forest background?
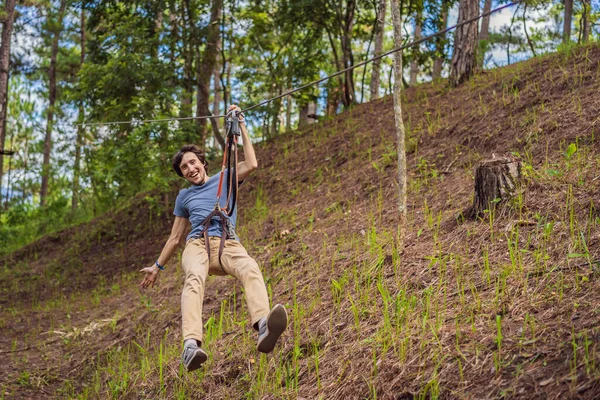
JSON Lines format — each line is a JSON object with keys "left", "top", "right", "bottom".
{"left": 0, "top": 0, "right": 598, "bottom": 254}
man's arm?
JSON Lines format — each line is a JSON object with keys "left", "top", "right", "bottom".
{"left": 232, "top": 107, "right": 258, "bottom": 181}
{"left": 140, "top": 216, "right": 189, "bottom": 288}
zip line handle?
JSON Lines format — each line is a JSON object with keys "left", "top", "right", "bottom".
{"left": 226, "top": 110, "right": 244, "bottom": 138}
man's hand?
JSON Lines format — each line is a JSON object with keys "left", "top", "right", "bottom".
{"left": 140, "top": 265, "right": 160, "bottom": 288}
{"left": 233, "top": 104, "right": 256, "bottom": 181}
{"left": 228, "top": 104, "right": 244, "bottom": 123}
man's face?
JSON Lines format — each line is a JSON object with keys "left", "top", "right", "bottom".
{"left": 179, "top": 152, "right": 206, "bottom": 185}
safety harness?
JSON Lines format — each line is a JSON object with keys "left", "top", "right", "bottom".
{"left": 198, "top": 110, "right": 242, "bottom": 265}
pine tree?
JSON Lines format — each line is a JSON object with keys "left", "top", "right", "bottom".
{"left": 449, "top": 0, "right": 479, "bottom": 87}
{"left": 40, "top": 0, "right": 68, "bottom": 207}
{"left": 370, "top": 0, "right": 387, "bottom": 99}
{"left": 390, "top": 0, "right": 407, "bottom": 246}
{"left": 0, "top": 0, "right": 18, "bottom": 208}
{"left": 563, "top": 0, "right": 573, "bottom": 43}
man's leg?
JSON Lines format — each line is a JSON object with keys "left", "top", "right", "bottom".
{"left": 219, "top": 240, "right": 287, "bottom": 353}
{"left": 218, "top": 240, "right": 270, "bottom": 326}
{"left": 180, "top": 239, "right": 210, "bottom": 371}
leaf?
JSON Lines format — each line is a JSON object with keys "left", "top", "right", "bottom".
{"left": 567, "top": 253, "right": 587, "bottom": 258}
{"left": 331, "top": 279, "right": 341, "bottom": 291}
{"left": 521, "top": 338, "right": 539, "bottom": 345}
{"left": 565, "top": 143, "right": 577, "bottom": 159}
{"left": 539, "top": 377, "right": 553, "bottom": 386}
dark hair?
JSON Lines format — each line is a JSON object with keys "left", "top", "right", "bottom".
{"left": 172, "top": 144, "right": 208, "bottom": 177}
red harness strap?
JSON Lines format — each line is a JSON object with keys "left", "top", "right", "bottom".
{"left": 201, "top": 122, "right": 239, "bottom": 266}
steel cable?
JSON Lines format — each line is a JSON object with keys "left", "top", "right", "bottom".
{"left": 70, "top": 0, "right": 524, "bottom": 128}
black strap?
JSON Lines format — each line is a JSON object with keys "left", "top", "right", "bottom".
{"left": 199, "top": 109, "right": 242, "bottom": 268}
{"left": 223, "top": 114, "right": 239, "bottom": 217}
{"left": 199, "top": 207, "right": 230, "bottom": 268}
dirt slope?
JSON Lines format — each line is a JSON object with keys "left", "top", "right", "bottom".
{"left": 1, "top": 44, "right": 600, "bottom": 399}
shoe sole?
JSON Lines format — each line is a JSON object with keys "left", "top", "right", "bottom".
{"left": 184, "top": 348, "right": 208, "bottom": 372}
{"left": 257, "top": 304, "right": 288, "bottom": 353}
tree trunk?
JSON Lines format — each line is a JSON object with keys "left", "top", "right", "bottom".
{"left": 477, "top": 0, "right": 492, "bottom": 69}
{"left": 390, "top": 0, "right": 407, "bottom": 247}
{"left": 340, "top": 0, "right": 356, "bottom": 107}
{"left": 210, "top": 67, "right": 225, "bottom": 150}
{"left": 449, "top": 0, "right": 479, "bottom": 87}
{"left": 220, "top": 10, "right": 231, "bottom": 110}
{"left": 73, "top": 2, "right": 86, "bottom": 211}
{"left": 409, "top": 11, "right": 422, "bottom": 86}
{"left": 213, "top": 69, "right": 221, "bottom": 129}
{"left": 479, "top": 0, "right": 492, "bottom": 41}
{"left": 319, "top": 1, "right": 355, "bottom": 107}
{"left": 150, "top": 3, "right": 163, "bottom": 60}
{"left": 432, "top": 0, "right": 448, "bottom": 80}
{"left": 210, "top": 6, "right": 225, "bottom": 152}
{"left": 326, "top": 30, "right": 346, "bottom": 102}
{"left": 326, "top": 83, "right": 342, "bottom": 117}
{"left": 563, "top": 0, "right": 573, "bottom": 43}
{"left": 40, "top": 0, "right": 68, "bottom": 207}
{"left": 582, "top": 0, "right": 591, "bottom": 43}
{"left": 196, "top": 0, "right": 222, "bottom": 148}
{"left": 298, "top": 101, "right": 316, "bottom": 128}
{"left": 370, "top": 0, "right": 387, "bottom": 100}
{"left": 181, "top": 0, "right": 194, "bottom": 141}
{"left": 168, "top": 3, "right": 178, "bottom": 66}
{"left": 506, "top": 4, "right": 521, "bottom": 66}
{"left": 523, "top": 4, "right": 536, "bottom": 57}
{"left": 208, "top": 115, "right": 225, "bottom": 150}
{"left": 271, "top": 97, "right": 282, "bottom": 136}
{"left": 360, "top": 23, "right": 375, "bottom": 103}
{"left": 72, "top": 117, "right": 84, "bottom": 211}
{"left": 212, "top": 3, "right": 222, "bottom": 129}
{"left": 286, "top": 92, "right": 292, "bottom": 131}
{"left": 469, "top": 157, "right": 522, "bottom": 218}
{"left": 4, "top": 132, "right": 14, "bottom": 209}
{"left": 225, "top": 51, "right": 231, "bottom": 108}
{"left": 0, "top": 0, "right": 18, "bottom": 209}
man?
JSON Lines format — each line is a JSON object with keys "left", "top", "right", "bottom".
{"left": 140, "top": 105, "right": 287, "bottom": 372}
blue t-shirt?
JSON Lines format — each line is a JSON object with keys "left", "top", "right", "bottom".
{"left": 174, "top": 171, "right": 238, "bottom": 242}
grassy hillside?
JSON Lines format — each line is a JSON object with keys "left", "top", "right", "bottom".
{"left": 2, "top": 44, "right": 600, "bottom": 399}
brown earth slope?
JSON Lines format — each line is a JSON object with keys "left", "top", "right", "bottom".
{"left": 1, "top": 44, "right": 600, "bottom": 399}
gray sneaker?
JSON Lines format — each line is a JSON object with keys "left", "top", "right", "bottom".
{"left": 257, "top": 304, "right": 288, "bottom": 353}
{"left": 181, "top": 342, "right": 208, "bottom": 372}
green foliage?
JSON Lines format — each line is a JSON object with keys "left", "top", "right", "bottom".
{"left": 564, "top": 142, "right": 577, "bottom": 159}
{"left": 0, "top": 194, "right": 93, "bottom": 256}
{"left": 2, "top": 0, "right": 599, "bottom": 263}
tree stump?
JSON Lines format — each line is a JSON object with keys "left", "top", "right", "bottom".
{"left": 470, "top": 156, "right": 522, "bottom": 218}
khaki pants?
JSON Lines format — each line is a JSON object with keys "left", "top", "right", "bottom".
{"left": 181, "top": 237, "right": 270, "bottom": 343}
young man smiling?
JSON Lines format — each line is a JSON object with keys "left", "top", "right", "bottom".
{"left": 140, "top": 105, "right": 287, "bottom": 372}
